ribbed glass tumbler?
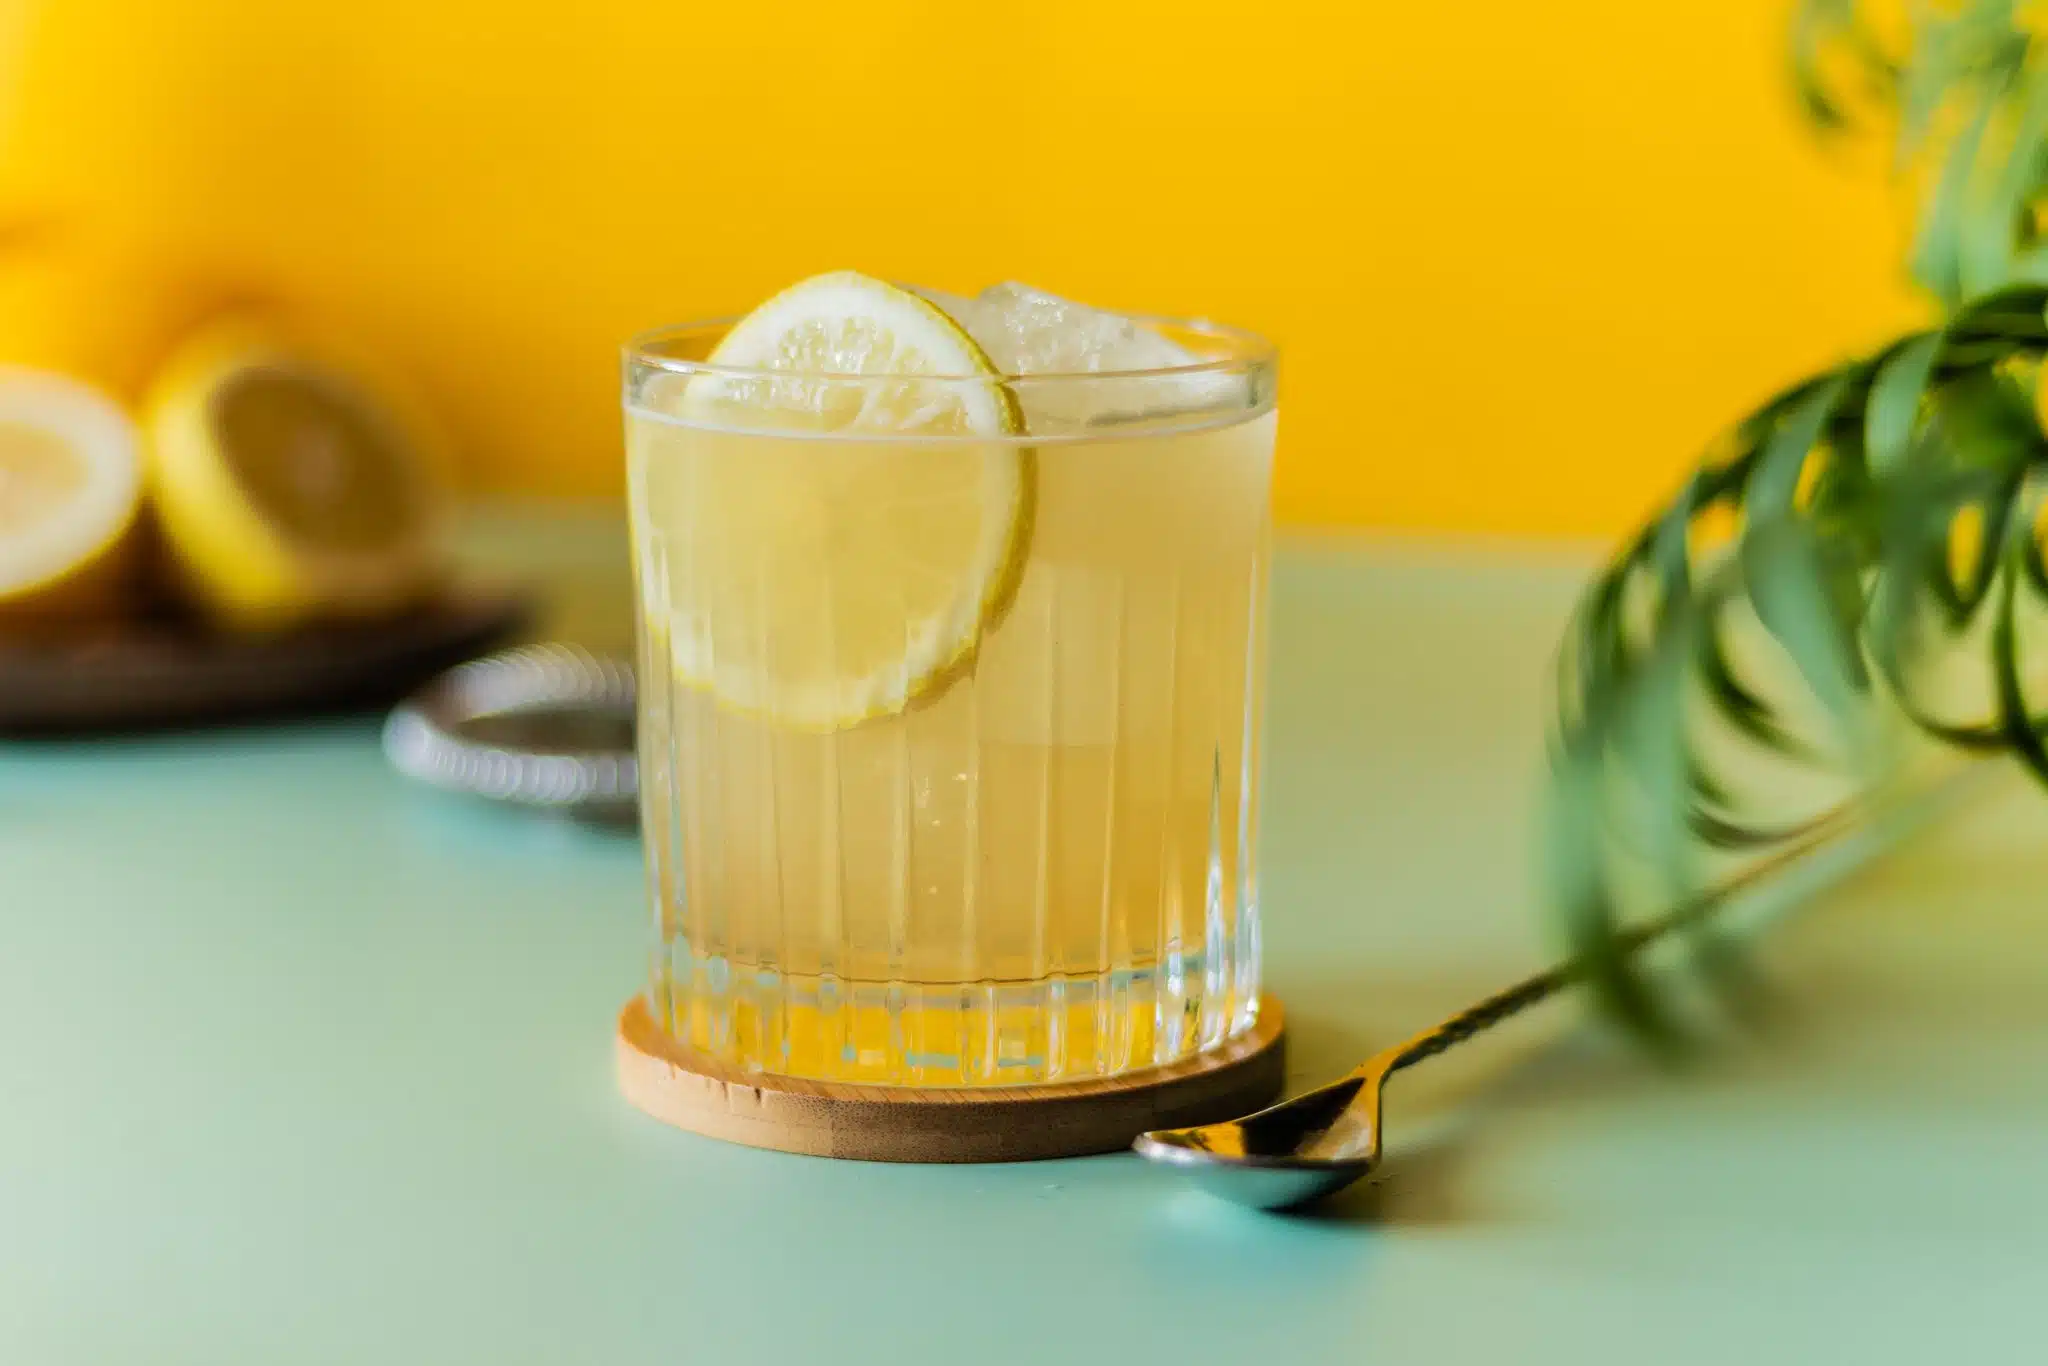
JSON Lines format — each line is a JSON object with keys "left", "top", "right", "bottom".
{"left": 624, "top": 316, "right": 1277, "bottom": 1085}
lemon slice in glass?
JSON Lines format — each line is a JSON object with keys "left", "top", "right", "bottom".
{"left": 143, "top": 320, "right": 447, "bottom": 632}
{"left": 651, "top": 271, "right": 1031, "bottom": 731}
{"left": 0, "top": 369, "right": 142, "bottom": 626}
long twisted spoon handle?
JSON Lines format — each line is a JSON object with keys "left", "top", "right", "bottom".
{"left": 1379, "top": 807, "right": 1866, "bottom": 1076}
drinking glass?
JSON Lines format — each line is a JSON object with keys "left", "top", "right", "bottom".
{"left": 624, "top": 315, "right": 1277, "bottom": 1085}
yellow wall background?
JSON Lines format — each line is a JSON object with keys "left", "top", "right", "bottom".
{"left": 0, "top": 0, "right": 1926, "bottom": 539}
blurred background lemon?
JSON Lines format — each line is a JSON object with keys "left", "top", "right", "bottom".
{"left": 0, "top": 366, "right": 143, "bottom": 626}
{"left": 0, "top": 0, "right": 1925, "bottom": 540}
{"left": 141, "top": 316, "right": 448, "bottom": 631}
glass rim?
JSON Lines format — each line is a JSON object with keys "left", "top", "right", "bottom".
{"left": 622, "top": 311, "right": 1277, "bottom": 385}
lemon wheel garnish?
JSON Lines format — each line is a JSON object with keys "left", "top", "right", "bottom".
{"left": 0, "top": 368, "right": 142, "bottom": 624}
{"left": 142, "top": 319, "right": 446, "bottom": 633}
{"left": 646, "top": 271, "right": 1031, "bottom": 731}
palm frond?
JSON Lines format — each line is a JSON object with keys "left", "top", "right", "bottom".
{"left": 1793, "top": 1, "right": 2045, "bottom": 305}
{"left": 1547, "top": 285, "right": 2048, "bottom": 1036}
{"left": 1550, "top": 3, "right": 2048, "bottom": 1039}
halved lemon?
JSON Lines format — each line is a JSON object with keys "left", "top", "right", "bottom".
{"left": 0, "top": 369, "right": 142, "bottom": 627}
{"left": 642, "top": 271, "right": 1031, "bottom": 730}
{"left": 143, "top": 319, "right": 447, "bottom": 633}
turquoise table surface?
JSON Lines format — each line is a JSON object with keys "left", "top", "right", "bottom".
{"left": 3, "top": 507, "right": 2044, "bottom": 1364}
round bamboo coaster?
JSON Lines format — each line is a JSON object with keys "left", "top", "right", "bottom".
{"left": 615, "top": 995, "right": 1287, "bottom": 1163}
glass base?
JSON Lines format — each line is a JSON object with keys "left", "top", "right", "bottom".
{"left": 616, "top": 994, "right": 1288, "bottom": 1160}
{"left": 651, "top": 946, "right": 1262, "bottom": 1087}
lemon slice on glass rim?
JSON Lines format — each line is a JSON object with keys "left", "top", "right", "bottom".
{"left": 0, "top": 369, "right": 142, "bottom": 624}
{"left": 650, "top": 271, "right": 1032, "bottom": 731}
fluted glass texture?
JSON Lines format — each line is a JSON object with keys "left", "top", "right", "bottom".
{"left": 624, "top": 321, "right": 1276, "bottom": 1085}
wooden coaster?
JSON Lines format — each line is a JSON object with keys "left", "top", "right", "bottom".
{"left": 615, "top": 995, "right": 1287, "bottom": 1163}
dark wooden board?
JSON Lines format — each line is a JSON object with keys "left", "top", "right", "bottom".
{"left": 0, "top": 587, "right": 531, "bottom": 734}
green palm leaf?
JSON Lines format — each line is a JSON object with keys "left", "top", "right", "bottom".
{"left": 1548, "top": 284, "right": 2048, "bottom": 1034}
{"left": 1549, "top": 5, "right": 2048, "bottom": 1037}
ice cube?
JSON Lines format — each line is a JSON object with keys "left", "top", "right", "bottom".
{"left": 961, "top": 282, "right": 1200, "bottom": 377}
{"left": 926, "top": 282, "right": 1249, "bottom": 434}
{"left": 908, "top": 285, "right": 984, "bottom": 334}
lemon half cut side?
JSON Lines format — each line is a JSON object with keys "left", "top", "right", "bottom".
{"left": 0, "top": 369, "right": 142, "bottom": 626}
{"left": 143, "top": 320, "right": 447, "bottom": 633}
